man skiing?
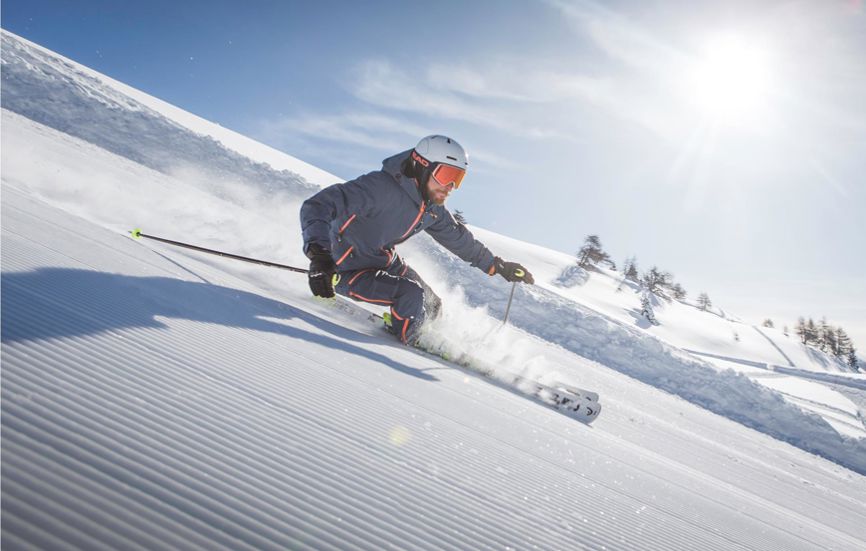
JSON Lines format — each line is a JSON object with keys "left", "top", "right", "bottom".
{"left": 300, "top": 135, "right": 534, "bottom": 345}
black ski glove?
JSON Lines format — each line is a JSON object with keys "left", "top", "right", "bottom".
{"left": 492, "top": 257, "right": 534, "bottom": 284}
{"left": 306, "top": 244, "right": 336, "bottom": 298}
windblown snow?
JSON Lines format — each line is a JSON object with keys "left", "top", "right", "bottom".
{"left": 2, "top": 29, "right": 865, "bottom": 550}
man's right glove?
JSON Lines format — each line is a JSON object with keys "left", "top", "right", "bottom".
{"left": 306, "top": 243, "right": 336, "bottom": 298}
{"left": 492, "top": 257, "right": 535, "bottom": 284}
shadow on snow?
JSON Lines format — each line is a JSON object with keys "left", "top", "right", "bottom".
{"left": 2, "top": 267, "right": 438, "bottom": 381}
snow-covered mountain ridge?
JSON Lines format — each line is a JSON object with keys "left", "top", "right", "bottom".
{"left": 3, "top": 28, "right": 866, "bottom": 549}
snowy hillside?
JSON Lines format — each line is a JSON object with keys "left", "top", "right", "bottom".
{"left": 3, "top": 29, "right": 866, "bottom": 549}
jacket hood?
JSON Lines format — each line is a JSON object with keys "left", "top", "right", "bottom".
{"left": 381, "top": 149, "right": 412, "bottom": 179}
{"left": 382, "top": 149, "right": 424, "bottom": 206}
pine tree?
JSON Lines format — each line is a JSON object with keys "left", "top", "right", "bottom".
{"left": 762, "top": 319, "right": 775, "bottom": 328}
{"left": 670, "top": 283, "right": 687, "bottom": 300}
{"left": 833, "top": 327, "right": 853, "bottom": 359}
{"left": 577, "top": 235, "right": 614, "bottom": 269}
{"left": 640, "top": 292, "right": 658, "bottom": 325}
{"left": 796, "top": 317, "right": 807, "bottom": 344}
{"left": 622, "top": 256, "right": 640, "bottom": 282}
{"left": 804, "top": 318, "right": 818, "bottom": 344}
{"left": 642, "top": 266, "right": 673, "bottom": 296}
{"left": 783, "top": 325, "right": 789, "bottom": 337}
{"left": 818, "top": 317, "right": 832, "bottom": 352}
{"left": 577, "top": 235, "right": 602, "bottom": 267}
{"left": 697, "top": 292, "right": 712, "bottom": 311}
{"left": 847, "top": 348, "right": 859, "bottom": 371}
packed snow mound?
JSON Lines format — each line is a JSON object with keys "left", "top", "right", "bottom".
{"left": 2, "top": 28, "right": 865, "bottom": 475}
{"left": 0, "top": 30, "right": 331, "bottom": 200}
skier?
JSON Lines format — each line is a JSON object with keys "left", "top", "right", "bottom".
{"left": 300, "top": 135, "right": 534, "bottom": 345}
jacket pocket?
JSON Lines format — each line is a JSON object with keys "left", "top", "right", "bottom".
{"left": 335, "top": 245, "right": 354, "bottom": 266}
{"left": 338, "top": 214, "right": 357, "bottom": 235}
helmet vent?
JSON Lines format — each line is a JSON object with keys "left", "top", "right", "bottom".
{"left": 446, "top": 155, "right": 457, "bottom": 161}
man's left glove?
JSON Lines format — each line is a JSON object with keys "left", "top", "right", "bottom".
{"left": 492, "top": 257, "right": 535, "bottom": 284}
{"left": 306, "top": 243, "right": 337, "bottom": 298}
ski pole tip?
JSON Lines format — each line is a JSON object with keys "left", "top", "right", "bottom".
{"left": 130, "top": 228, "right": 142, "bottom": 239}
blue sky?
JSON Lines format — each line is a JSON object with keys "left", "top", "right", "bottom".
{"left": 4, "top": 0, "right": 865, "bottom": 349}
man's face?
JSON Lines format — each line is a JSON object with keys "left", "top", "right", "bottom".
{"left": 424, "top": 175, "right": 455, "bottom": 205}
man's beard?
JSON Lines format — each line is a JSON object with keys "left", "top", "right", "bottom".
{"left": 422, "top": 181, "right": 449, "bottom": 205}
{"left": 429, "top": 188, "right": 448, "bottom": 205}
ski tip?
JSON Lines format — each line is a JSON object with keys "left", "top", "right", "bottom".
{"left": 130, "top": 228, "right": 143, "bottom": 239}
{"left": 581, "top": 403, "right": 602, "bottom": 424}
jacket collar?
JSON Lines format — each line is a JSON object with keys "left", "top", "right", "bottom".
{"left": 382, "top": 150, "right": 426, "bottom": 207}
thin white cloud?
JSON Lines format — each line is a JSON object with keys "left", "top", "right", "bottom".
{"left": 256, "top": 108, "right": 524, "bottom": 173}
{"left": 259, "top": 111, "right": 424, "bottom": 153}
{"left": 345, "top": 6, "right": 689, "bottom": 142}
{"left": 350, "top": 59, "right": 574, "bottom": 141}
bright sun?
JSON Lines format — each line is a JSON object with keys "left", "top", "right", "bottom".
{"left": 686, "top": 33, "right": 774, "bottom": 125}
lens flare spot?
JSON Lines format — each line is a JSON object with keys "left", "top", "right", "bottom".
{"left": 388, "top": 425, "right": 412, "bottom": 446}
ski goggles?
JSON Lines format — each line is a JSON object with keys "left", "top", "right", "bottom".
{"left": 431, "top": 163, "right": 466, "bottom": 189}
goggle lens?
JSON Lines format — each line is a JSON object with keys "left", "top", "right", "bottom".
{"left": 431, "top": 164, "right": 466, "bottom": 189}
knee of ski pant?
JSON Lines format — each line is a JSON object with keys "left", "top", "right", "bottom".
{"left": 396, "top": 263, "right": 441, "bottom": 321}
{"left": 392, "top": 278, "right": 426, "bottom": 322}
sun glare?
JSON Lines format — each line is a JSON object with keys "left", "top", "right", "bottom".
{"left": 686, "top": 33, "right": 774, "bottom": 126}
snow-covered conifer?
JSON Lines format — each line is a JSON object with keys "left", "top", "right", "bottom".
{"left": 643, "top": 267, "right": 673, "bottom": 296}
{"left": 640, "top": 291, "right": 659, "bottom": 325}
{"left": 622, "top": 256, "right": 640, "bottom": 282}
{"left": 577, "top": 235, "right": 613, "bottom": 269}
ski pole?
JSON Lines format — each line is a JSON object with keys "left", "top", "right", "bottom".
{"left": 129, "top": 229, "right": 309, "bottom": 273}
{"left": 502, "top": 282, "right": 518, "bottom": 325}
{"left": 500, "top": 264, "right": 528, "bottom": 325}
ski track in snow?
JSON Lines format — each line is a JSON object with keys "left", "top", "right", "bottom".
{"left": 3, "top": 28, "right": 866, "bottom": 549}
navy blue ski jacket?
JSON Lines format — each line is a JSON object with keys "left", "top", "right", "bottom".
{"left": 300, "top": 150, "right": 496, "bottom": 275}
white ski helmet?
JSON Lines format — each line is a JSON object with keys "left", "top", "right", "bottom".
{"left": 409, "top": 134, "right": 468, "bottom": 190}
{"left": 413, "top": 134, "right": 468, "bottom": 170}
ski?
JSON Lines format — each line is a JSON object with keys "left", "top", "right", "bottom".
{"left": 531, "top": 381, "right": 601, "bottom": 422}
{"left": 549, "top": 380, "right": 599, "bottom": 403}
{"left": 411, "top": 344, "right": 602, "bottom": 424}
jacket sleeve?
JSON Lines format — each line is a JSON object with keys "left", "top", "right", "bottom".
{"left": 425, "top": 209, "right": 496, "bottom": 274}
{"left": 299, "top": 175, "right": 384, "bottom": 255}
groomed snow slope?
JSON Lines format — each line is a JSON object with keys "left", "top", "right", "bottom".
{"left": 3, "top": 28, "right": 866, "bottom": 549}
{"left": 5, "top": 162, "right": 866, "bottom": 551}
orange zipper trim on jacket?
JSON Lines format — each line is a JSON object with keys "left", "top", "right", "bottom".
{"left": 349, "top": 291, "right": 393, "bottom": 305}
{"left": 397, "top": 202, "right": 426, "bottom": 241}
{"left": 389, "top": 306, "right": 410, "bottom": 343}
{"left": 348, "top": 269, "right": 373, "bottom": 286}
{"left": 335, "top": 246, "right": 354, "bottom": 265}
{"left": 338, "top": 214, "right": 357, "bottom": 234}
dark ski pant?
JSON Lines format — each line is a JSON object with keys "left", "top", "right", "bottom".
{"left": 334, "top": 256, "right": 441, "bottom": 345}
